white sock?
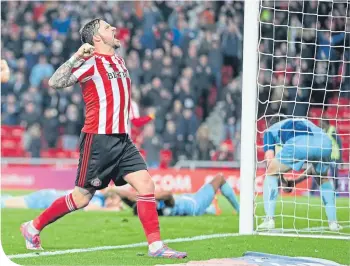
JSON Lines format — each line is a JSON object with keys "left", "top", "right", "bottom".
{"left": 28, "top": 221, "right": 40, "bottom": 235}
{"left": 149, "top": 241, "right": 163, "bottom": 252}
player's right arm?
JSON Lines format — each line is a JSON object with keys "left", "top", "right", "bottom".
{"left": 48, "top": 43, "right": 95, "bottom": 89}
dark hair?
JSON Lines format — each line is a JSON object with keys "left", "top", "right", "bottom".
{"left": 79, "top": 18, "right": 102, "bottom": 45}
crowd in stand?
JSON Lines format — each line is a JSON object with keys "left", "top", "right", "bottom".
{"left": 1, "top": 1, "right": 349, "bottom": 166}
{"left": 1, "top": 1, "right": 244, "bottom": 166}
{"left": 258, "top": 1, "right": 350, "bottom": 117}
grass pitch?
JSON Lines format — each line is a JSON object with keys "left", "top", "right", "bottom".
{"left": 1, "top": 191, "right": 349, "bottom": 265}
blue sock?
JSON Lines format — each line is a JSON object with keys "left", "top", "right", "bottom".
{"left": 220, "top": 182, "right": 240, "bottom": 213}
{"left": 263, "top": 176, "right": 278, "bottom": 218}
{"left": 320, "top": 181, "right": 337, "bottom": 221}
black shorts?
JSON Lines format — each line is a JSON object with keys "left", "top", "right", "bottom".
{"left": 75, "top": 132, "right": 147, "bottom": 190}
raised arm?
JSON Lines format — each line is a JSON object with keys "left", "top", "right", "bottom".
{"left": 48, "top": 43, "right": 95, "bottom": 89}
{"left": 48, "top": 56, "right": 80, "bottom": 89}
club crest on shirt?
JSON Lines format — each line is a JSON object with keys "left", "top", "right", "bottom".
{"left": 91, "top": 178, "right": 102, "bottom": 187}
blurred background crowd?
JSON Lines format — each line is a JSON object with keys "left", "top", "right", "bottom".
{"left": 1, "top": 1, "right": 349, "bottom": 167}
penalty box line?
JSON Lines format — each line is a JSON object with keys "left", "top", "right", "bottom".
{"left": 8, "top": 233, "right": 240, "bottom": 259}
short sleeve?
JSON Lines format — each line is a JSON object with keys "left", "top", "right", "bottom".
{"left": 72, "top": 56, "right": 95, "bottom": 83}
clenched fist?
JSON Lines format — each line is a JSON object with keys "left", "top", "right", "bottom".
{"left": 75, "top": 43, "right": 95, "bottom": 59}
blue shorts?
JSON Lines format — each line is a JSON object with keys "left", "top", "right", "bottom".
{"left": 276, "top": 134, "right": 332, "bottom": 175}
{"left": 192, "top": 184, "right": 215, "bottom": 215}
{"left": 24, "top": 189, "right": 66, "bottom": 209}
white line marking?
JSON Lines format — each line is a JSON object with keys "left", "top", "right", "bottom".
{"left": 8, "top": 233, "right": 240, "bottom": 259}
{"left": 262, "top": 225, "right": 350, "bottom": 233}
{"left": 8, "top": 225, "right": 350, "bottom": 260}
{"left": 257, "top": 232, "right": 350, "bottom": 240}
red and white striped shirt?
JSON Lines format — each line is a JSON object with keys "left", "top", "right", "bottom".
{"left": 72, "top": 52, "right": 131, "bottom": 134}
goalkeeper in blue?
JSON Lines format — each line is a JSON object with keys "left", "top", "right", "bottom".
{"left": 259, "top": 115, "right": 343, "bottom": 231}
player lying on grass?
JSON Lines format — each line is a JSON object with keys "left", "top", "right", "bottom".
{"left": 115, "top": 173, "right": 240, "bottom": 216}
{"left": 259, "top": 115, "right": 342, "bottom": 231}
{"left": 1, "top": 187, "right": 124, "bottom": 211}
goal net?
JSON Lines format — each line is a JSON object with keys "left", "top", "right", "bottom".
{"left": 241, "top": 0, "right": 349, "bottom": 239}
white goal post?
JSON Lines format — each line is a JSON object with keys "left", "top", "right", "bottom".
{"left": 239, "top": 0, "right": 260, "bottom": 235}
{"left": 239, "top": 0, "right": 350, "bottom": 240}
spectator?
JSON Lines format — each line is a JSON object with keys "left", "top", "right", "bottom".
{"left": 20, "top": 101, "right": 41, "bottom": 129}
{"left": 177, "top": 107, "right": 199, "bottom": 158}
{"left": 2, "top": 94, "right": 20, "bottom": 125}
{"left": 29, "top": 55, "right": 54, "bottom": 88}
{"left": 126, "top": 50, "right": 142, "bottom": 86}
{"left": 285, "top": 74, "right": 311, "bottom": 117}
{"left": 194, "top": 54, "right": 213, "bottom": 119}
{"left": 222, "top": 92, "right": 237, "bottom": 142}
{"left": 142, "top": 123, "right": 162, "bottom": 168}
{"left": 162, "top": 120, "right": 177, "bottom": 161}
{"left": 52, "top": 10, "right": 71, "bottom": 35}
{"left": 61, "top": 104, "right": 80, "bottom": 151}
{"left": 160, "top": 55, "right": 176, "bottom": 90}
{"left": 42, "top": 108, "right": 60, "bottom": 148}
{"left": 221, "top": 19, "right": 242, "bottom": 77}
{"left": 23, "top": 123, "right": 42, "bottom": 158}
{"left": 194, "top": 125, "right": 215, "bottom": 160}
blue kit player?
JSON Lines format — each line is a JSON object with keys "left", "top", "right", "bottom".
{"left": 116, "top": 173, "right": 240, "bottom": 216}
{"left": 259, "top": 115, "right": 342, "bottom": 231}
{"left": 1, "top": 188, "right": 124, "bottom": 212}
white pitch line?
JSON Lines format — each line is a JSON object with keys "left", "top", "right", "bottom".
{"left": 263, "top": 224, "right": 350, "bottom": 233}
{"left": 8, "top": 225, "right": 350, "bottom": 259}
{"left": 8, "top": 233, "right": 240, "bottom": 259}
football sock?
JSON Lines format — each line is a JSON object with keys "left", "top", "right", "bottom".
{"left": 263, "top": 175, "right": 278, "bottom": 218}
{"left": 136, "top": 194, "right": 162, "bottom": 249}
{"left": 33, "top": 194, "right": 77, "bottom": 231}
{"left": 320, "top": 181, "right": 337, "bottom": 222}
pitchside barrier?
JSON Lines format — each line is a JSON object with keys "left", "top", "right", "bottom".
{"left": 1, "top": 159, "right": 349, "bottom": 197}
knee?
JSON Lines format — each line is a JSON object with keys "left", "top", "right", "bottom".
{"left": 137, "top": 174, "right": 155, "bottom": 194}
{"left": 71, "top": 189, "right": 93, "bottom": 209}
{"left": 125, "top": 170, "right": 155, "bottom": 195}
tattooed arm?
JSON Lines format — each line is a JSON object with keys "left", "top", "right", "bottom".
{"left": 48, "top": 55, "right": 81, "bottom": 89}
{"left": 48, "top": 43, "right": 95, "bottom": 89}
